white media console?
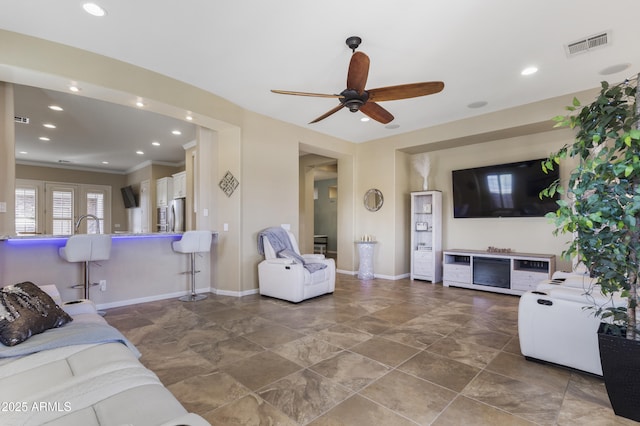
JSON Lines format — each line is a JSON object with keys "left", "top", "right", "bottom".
{"left": 443, "top": 249, "right": 555, "bottom": 295}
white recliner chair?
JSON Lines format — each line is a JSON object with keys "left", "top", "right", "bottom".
{"left": 257, "top": 227, "right": 335, "bottom": 303}
{"left": 518, "top": 272, "right": 626, "bottom": 376}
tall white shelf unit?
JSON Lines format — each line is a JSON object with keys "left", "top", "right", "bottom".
{"left": 410, "top": 190, "right": 442, "bottom": 282}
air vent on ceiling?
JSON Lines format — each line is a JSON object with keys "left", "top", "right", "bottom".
{"left": 14, "top": 116, "right": 29, "bottom": 124}
{"left": 565, "top": 32, "right": 610, "bottom": 57}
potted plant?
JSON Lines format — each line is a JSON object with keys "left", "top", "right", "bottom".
{"left": 541, "top": 76, "right": 640, "bottom": 421}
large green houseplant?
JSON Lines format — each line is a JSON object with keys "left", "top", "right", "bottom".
{"left": 541, "top": 76, "right": 640, "bottom": 420}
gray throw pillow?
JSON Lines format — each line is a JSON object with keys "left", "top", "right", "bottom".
{"left": 0, "top": 282, "right": 73, "bottom": 346}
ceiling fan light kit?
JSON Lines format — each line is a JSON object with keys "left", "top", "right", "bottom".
{"left": 271, "top": 36, "right": 444, "bottom": 125}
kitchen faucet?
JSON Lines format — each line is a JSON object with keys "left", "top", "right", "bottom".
{"left": 75, "top": 214, "right": 101, "bottom": 234}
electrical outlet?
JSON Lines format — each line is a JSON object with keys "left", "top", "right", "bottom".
{"left": 100, "top": 280, "right": 107, "bottom": 291}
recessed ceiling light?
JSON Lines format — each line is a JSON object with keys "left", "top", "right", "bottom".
{"left": 467, "top": 101, "right": 488, "bottom": 109}
{"left": 600, "top": 63, "right": 631, "bottom": 75}
{"left": 171, "top": 130, "right": 182, "bottom": 135}
{"left": 136, "top": 150, "right": 144, "bottom": 155}
{"left": 102, "top": 161, "right": 109, "bottom": 164}
{"left": 385, "top": 124, "right": 400, "bottom": 130}
{"left": 43, "top": 123, "right": 56, "bottom": 129}
{"left": 186, "top": 115, "right": 193, "bottom": 121}
{"left": 39, "top": 137, "right": 50, "bottom": 141}
{"left": 136, "top": 101, "right": 145, "bottom": 108}
{"left": 19, "top": 151, "right": 27, "bottom": 155}
{"left": 360, "top": 117, "right": 370, "bottom": 122}
{"left": 69, "top": 85, "right": 81, "bottom": 93}
{"left": 48, "top": 105, "right": 63, "bottom": 112}
{"left": 152, "top": 141, "right": 161, "bottom": 146}
{"left": 82, "top": 3, "right": 107, "bottom": 17}
{"left": 521, "top": 66, "right": 538, "bottom": 76}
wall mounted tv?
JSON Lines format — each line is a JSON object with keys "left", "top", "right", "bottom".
{"left": 120, "top": 185, "right": 138, "bottom": 208}
{"left": 451, "top": 159, "right": 559, "bottom": 218}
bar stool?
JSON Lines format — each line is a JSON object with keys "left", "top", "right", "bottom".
{"left": 172, "top": 230, "right": 212, "bottom": 302}
{"left": 59, "top": 234, "right": 112, "bottom": 300}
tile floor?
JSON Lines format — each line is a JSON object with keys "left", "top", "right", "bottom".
{"left": 105, "top": 275, "right": 638, "bottom": 425}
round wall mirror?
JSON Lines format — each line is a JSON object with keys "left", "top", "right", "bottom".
{"left": 364, "top": 188, "right": 384, "bottom": 212}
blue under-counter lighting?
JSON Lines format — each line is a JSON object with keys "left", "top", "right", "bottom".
{"left": 111, "top": 233, "right": 182, "bottom": 240}
{"left": 1, "top": 233, "right": 186, "bottom": 244}
{"left": 2, "top": 236, "right": 68, "bottom": 245}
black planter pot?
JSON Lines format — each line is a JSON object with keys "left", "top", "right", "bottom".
{"left": 598, "top": 323, "right": 640, "bottom": 422}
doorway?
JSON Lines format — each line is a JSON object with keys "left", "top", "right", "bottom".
{"left": 299, "top": 152, "right": 338, "bottom": 262}
{"left": 314, "top": 173, "right": 338, "bottom": 262}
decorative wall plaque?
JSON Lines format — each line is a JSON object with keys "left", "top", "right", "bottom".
{"left": 219, "top": 171, "right": 239, "bottom": 197}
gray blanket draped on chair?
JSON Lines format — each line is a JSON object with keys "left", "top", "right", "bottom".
{"left": 257, "top": 227, "right": 327, "bottom": 273}
{"left": 257, "top": 227, "right": 292, "bottom": 255}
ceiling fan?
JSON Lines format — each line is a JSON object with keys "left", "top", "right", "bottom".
{"left": 271, "top": 36, "right": 444, "bottom": 124}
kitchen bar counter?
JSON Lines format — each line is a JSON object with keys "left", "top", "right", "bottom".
{"left": 0, "top": 232, "right": 189, "bottom": 240}
{"left": 0, "top": 232, "right": 218, "bottom": 309}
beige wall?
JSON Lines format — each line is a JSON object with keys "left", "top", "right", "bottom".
{"left": 0, "top": 29, "right": 594, "bottom": 295}
{"left": 420, "top": 129, "right": 576, "bottom": 272}
{"left": 0, "top": 82, "right": 15, "bottom": 235}
{"left": 16, "top": 163, "right": 128, "bottom": 233}
{"left": 15, "top": 162, "right": 186, "bottom": 234}
{"left": 395, "top": 151, "right": 412, "bottom": 276}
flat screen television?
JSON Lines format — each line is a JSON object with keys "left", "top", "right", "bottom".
{"left": 120, "top": 185, "right": 138, "bottom": 208}
{"left": 452, "top": 159, "right": 559, "bottom": 218}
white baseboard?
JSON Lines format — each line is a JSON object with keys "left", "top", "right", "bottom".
{"left": 96, "top": 290, "right": 198, "bottom": 309}
{"left": 95, "top": 287, "right": 262, "bottom": 308}
{"left": 336, "top": 269, "right": 409, "bottom": 281}
{"left": 214, "top": 287, "right": 259, "bottom": 297}
{"left": 95, "top": 271, "right": 412, "bottom": 309}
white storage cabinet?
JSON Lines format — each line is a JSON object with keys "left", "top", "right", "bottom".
{"left": 410, "top": 191, "right": 442, "bottom": 282}
{"left": 443, "top": 249, "right": 555, "bottom": 295}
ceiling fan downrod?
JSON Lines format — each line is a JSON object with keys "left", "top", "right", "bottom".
{"left": 345, "top": 36, "right": 362, "bottom": 52}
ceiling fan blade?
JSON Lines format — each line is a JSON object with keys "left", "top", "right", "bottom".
{"left": 309, "top": 104, "right": 345, "bottom": 124}
{"left": 368, "top": 81, "right": 444, "bottom": 102}
{"left": 360, "top": 102, "right": 394, "bottom": 124}
{"left": 346, "top": 51, "right": 370, "bottom": 94}
{"left": 271, "top": 89, "right": 343, "bottom": 99}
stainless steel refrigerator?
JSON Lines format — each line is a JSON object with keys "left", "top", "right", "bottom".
{"left": 168, "top": 197, "right": 186, "bottom": 232}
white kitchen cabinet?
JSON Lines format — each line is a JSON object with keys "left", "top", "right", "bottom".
{"left": 172, "top": 171, "right": 186, "bottom": 199}
{"left": 156, "top": 177, "right": 173, "bottom": 207}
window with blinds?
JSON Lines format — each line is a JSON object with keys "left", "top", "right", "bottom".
{"left": 15, "top": 187, "right": 37, "bottom": 234}
{"left": 52, "top": 190, "right": 74, "bottom": 235}
{"left": 86, "top": 192, "right": 105, "bottom": 234}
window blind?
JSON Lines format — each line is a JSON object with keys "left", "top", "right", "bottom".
{"left": 15, "top": 187, "right": 37, "bottom": 233}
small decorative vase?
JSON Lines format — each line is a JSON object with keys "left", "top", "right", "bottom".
{"left": 422, "top": 176, "right": 429, "bottom": 191}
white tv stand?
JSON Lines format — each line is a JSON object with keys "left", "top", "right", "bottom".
{"left": 443, "top": 249, "right": 555, "bottom": 296}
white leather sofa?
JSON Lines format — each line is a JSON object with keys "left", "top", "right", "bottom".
{"left": 518, "top": 272, "right": 626, "bottom": 376}
{"left": 258, "top": 229, "right": 335, "bottom": 303}
{"left": 0, "top": 285, "right": 209, "bottom": 426}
